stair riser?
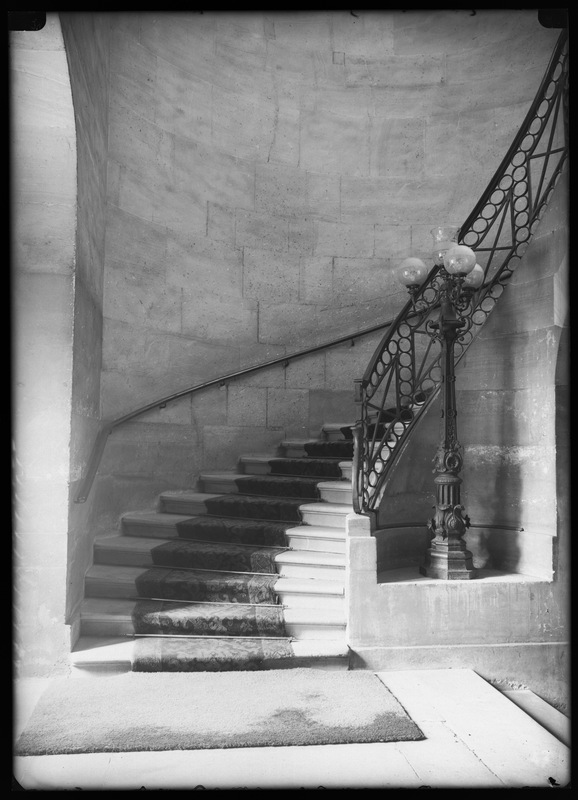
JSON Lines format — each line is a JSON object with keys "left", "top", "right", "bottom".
{"left": 123, "top": 523, "right": 180, "bottom": 540}
{"left": 285, "top": 623, "right": 347, "bottom": 640}
{"left": 286, "top": 534, "right": 346, "bottom": 554}
{"left": 276, "top": 563, "right": 345, "bottom": 582}
{"left": 200, "top": 478, "right": 351, "bottom": 504}
{"left": 80, "top": 618, "right": 346, "bottom": 641}
{"left": 301, "top": 509, "right": 350, "bottom": 528}
{"left": 201, "top": 479, "right": 330, "bottom": 502}
{"left": 94, "top": 545, "right": 345, "bottom": 577}
{"left": 324, "top": 431, "right": 351, "bottom": 442}
{"left": 160, "top": 499, "right": 207, "bottom": 515}
{"left": 94, "top": 549, "right": 155, "bottom": 568}
{"left": 71, "top": 656, "right": 350, "bottom": 674}
{"left": 277, "top": 592, "right": 345, "bottom": 611}
{"left": 282, "top": 446, "right": 308, "bottom": 458}
{"left": 318, "top": 487, "right": 353, "bottom": 504}
{"left": 240, "top": 461, "right": 351, "bottom": 481}
{"left": 121, "top": 524, "right": 347, "bottom": 553}
{"left": 240, "top": 462, "right": 272, "bottom": 475}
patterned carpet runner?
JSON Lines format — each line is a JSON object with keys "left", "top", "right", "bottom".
{"left": 304, "top": 440, "right": 353, "bottom": 459}
{"left": 268, "top": 457, "right": 344, "bottom": 477}
{"left": 130, "top": 443, "right": 348, "bottom": 671}
{"left": 133, "top": 636, "right": 294, "bottom": 672}
{"left": 132, "top": 600, "right": 286, "bottom": 637}
{"left": 148, "top": 539, "right": 287, "bottom": 573}
{"left": 135, "top": 568, "right": 281, "bottom": 605}
{"left": 175, "top": 517, "right": 291, "bottom": 546}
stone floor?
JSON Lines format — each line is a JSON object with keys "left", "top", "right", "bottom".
{"left": 13, "top": 668, "right": 570, "bottom": 790}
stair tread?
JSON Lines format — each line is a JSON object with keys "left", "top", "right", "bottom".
{"left": 70, "top": 636, "right": 350, "bottom": 667}
{"left": 123, "top": 514, "right": 345, "bottom": 539}
{"left": 299, "top": 502, "right": 353, "bottom": 513}
{"left": 97, "top": 535, "right": 285, "bottom": 550}
{"left": 274, "top": 550, "right": 345, "bottom": 567}
{"left": 87, "top": 564, "right": 346, "bottom": 592}
{"left": 80, "top": 597, "right": 346, "bottom": 625}
{"left": 123, "top": 511, "right": 197, "bottom": 524}
{"left": 95, "top": 536, "right": 345, "bottom": 567}
{"left": 275, "top": 576, "right": 345, "bottom": 595}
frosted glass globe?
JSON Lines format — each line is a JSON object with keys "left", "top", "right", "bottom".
{"left": 443, "top": 245, "right": 476, "bottom": 276}
{"left": 463, "top": 262, "right": 484, "bottom": 288}
{"left": 397, "top": 257, "right": 428, "bottom": 287}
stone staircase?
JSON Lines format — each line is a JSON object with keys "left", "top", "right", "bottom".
{"left": 72, "top": 421, "right": 363, "bottom": 673}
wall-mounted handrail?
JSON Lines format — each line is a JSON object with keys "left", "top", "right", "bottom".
{"left": 352, "top": 29, "right": 568, "bottom": 518}
{"left": 75, "top": 315, "right": 399, "bottom": 503}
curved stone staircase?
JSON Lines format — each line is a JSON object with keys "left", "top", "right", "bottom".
{"left": 72, "top": 422, "right": 358, "bottom": 673}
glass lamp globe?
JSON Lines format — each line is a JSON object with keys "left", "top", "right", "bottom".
{"left": 431, "top": 226, "right": 459, "bottom": 266}
{"left": 463, "top": 262, "right": 484, "bottom": 289}
{"left": 397, "top": 257, "right": 428, "bottom": 288}
{"left": 443, "top": 244, "right": 476, "bottom": 276}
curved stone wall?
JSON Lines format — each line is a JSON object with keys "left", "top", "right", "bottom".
{"left": 102, "top": 10, "right": 559, "bottom": 419}
{"left": 88, "top": 10, "right": 561, "bottom": 528}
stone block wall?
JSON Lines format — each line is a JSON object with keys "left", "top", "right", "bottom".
{"left": 94, "top": 10, "right": 559, "bottom": 528}
{"left": 11, "top": 14, "right": 78, "bottom": 676}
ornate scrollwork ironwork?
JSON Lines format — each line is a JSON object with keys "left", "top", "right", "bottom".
{"left": 353, "top": 31, "right": 568, "bottom": 518}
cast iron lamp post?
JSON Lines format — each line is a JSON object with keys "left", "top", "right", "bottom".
{"left": 397, "top": 228, "right": 484, "bottom": 579}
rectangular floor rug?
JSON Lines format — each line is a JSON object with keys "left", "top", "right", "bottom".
{"left": 15, "top": 668, "right": 424, "bottom": 755}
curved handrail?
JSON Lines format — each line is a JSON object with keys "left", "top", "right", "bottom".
{"left": 353, "top": 30, "right": 568, "bottom": 517}
{"left": 75, "top": 315, "right": 399, "bottom": 503}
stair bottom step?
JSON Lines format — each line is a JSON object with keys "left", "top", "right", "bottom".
{"left": 71, "top": 637, "right": 350, "bottom": 673}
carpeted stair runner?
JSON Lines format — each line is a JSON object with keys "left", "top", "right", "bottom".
{"left": 304, "top": 440, "right": 354, "bottom": 459}
{"left": 132, "top": 599, "right": 286, "bottom": 637}
{"left": 203, "top": 494, "right": 305, "bottom": 523}
{"left": 268, "top": 457, "right": 344, "bottom": 477}
{"left": 233, "top": 474, "right": 321, "bottom": 498}
{"left": 147, "top": 539, "right": 287, "bottom": 573}
{"left": 135, "top": 567, "right": 281, "bottom": 605}
{"left": 133, "top": 636, "right": 294, "bottom": 672}
{"left": 175, "top": 517, "right": 291, "bottom": 547}
{"left": 79, "top": 426, "right": 353, "bottom": 672}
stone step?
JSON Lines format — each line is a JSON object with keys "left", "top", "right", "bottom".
{"left": 274, "top": 576, "right": 345, "bottom": 610}
{"left": 322, "top": 422, "right": 354, "bottom": 442}
{"left": 70, "top": 636, "right": 350, "bottom": 673}
{"left": 339, "top": 461, "right": 353, "bottom": 480}
{"left": 199, "top": 471, "right": 322, "bottom": 498}
{"left": 122, "top": 511, "right": 199, "bottom": 539}
{"left": 274, "top": 549, "right": 345, "bottom": 581}
{"left": 238, "top": 454, "right": 352, "bottom": 479}
{"left": 199, "top": 472, "right": 352, "bottom": 505}
{"left": 299, "top": 501, "right": 353, "bottom": 528}
{"left": 93, "top": 536, "right": 346, "bottom": 581}
{"left": 85, "top": 565, "right": 346, "bottom": 609}
{"left": 159, "top": 492, "right": 225, "bottom": 516}
{"left": 78, "top": 597, "right": 346, "bottom": 641}
{"left": 499, "top": 689, "right": 570, "bottom": 747}
{"left": 158, "top": 491, "right": 352, "bottom": 529}
{"left": 315, "top": 480, "right": 353, "bottom": 504}
{"left": 285, "top": 524, "right": 347, "bottom": 554}
{"left": 280, "top": 440, "right": 318, "bottom": 458}
{"left": 121, "top": 511, "right": 346, "bottom": 554}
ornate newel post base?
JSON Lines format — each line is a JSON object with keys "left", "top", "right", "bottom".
{"left": 420, "top": 473, "right": 477, "bottom": 580}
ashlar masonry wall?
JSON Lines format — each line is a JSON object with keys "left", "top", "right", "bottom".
{"left": 92, "top": 10, "right": 559, "bottom": 534}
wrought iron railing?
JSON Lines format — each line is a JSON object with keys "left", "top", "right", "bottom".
{"left": 75, "top": 316, "right": 398, "bottom": 503}
{"left": 352, "top": 30, "right": 568, "bottom": 518}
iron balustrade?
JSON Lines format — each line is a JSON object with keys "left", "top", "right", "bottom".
{"left": 75, "top": 317, "right": 398, "bottom": 503}
{"left": 352, "top": 30, "right": 568, "bottom": 518}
